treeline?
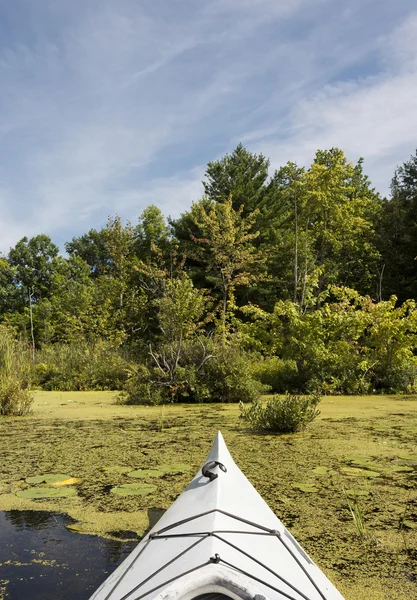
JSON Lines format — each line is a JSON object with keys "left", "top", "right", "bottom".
{"left": 1, "top": 145, "right": 417, "bottom": 402}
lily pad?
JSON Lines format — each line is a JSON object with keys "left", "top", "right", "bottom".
{"left": 127, "top": 469, "right": 165, "bottom": 479}
{"left": 293, "top": 483, "right": 319, "bottom": 493}
{"left": 16, "top": 487, "right": 77, "bottom": 499}
{"left": 110, "top": 483, "right": 157, "bottom": 497}
{"left": 25, "top": 474, "right": 71, "bottom": 485}
{"left": 50, "top": 477, "right": 80, "bottom": 487}
{"left": 340, "top": 467, "right": 380, "bottom": 478}
{"left": 346, "top": 456, "right": 374, "bottom": 466}
{"left": 312, "top": 466, "right": 338, "bottom": 476}
{"left": 102, "top": 466, "right": 132, "bottom": 474}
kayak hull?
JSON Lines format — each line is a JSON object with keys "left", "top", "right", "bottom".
{"left": 90, "top": 432, "right": 344, "bottom": 600}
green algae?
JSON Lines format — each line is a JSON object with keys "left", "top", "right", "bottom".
{"left": 1, "top": 391, "right": 417, "bottom": 600}
{"left": 16, "top": 487, "right": 77, "bottom": 499}
{"left": 110, "top": 483, "right": 157, "bottom": 497}
{"left": 388, "top": 465, "right": 414, "bottom": 473}
{"left": 157, "top": 463, "right": 192, "bottom": 474}
{"left": 346, "top": 489, "right": 370, "bottom": 498}
{"left": 292, "top": 483, "right": 319, "bottom": 493}
{"left": 102, "top": 466, "right": 132, "bottom": 474}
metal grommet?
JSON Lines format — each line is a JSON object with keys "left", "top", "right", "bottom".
{"left": 210, "top": 553, "right": 221, "bottom": 563}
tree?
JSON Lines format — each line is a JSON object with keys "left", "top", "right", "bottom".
{"left": 7, "top": 235, "right": 59, "bottom": 352}
{"left": 304, "top": 149, "right": 381, "bottom": 298}
{"left": 187, "top": 197, "right": 264, "bottom": 337}
{"left": 134, "top": 205, "right": 171, "bottom": 262}
{"left": 378, "top": 150, "right": 417, "bottom": 302}
{"left": 65, "top": 228, "right": 110, "bottom": 278}
{"left": 8, "top": 235, "right": 59, "bottom": 304}
{"left": 203, "top": 144, "right": 270, "bottom": 214}
{"left": 0, "top": 257, "right": 19, "bottom": 316}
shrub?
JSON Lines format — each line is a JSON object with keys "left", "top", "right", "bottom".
{"left": 203, "top": 344, "right": 267, "bottom": 403}
{"left": 251, "top": 357, "right": 299, "bottom": 393}
{"left": 34, "top": 341, "right": 130, "bottom": 390}
{"left": 0, "top": 324, "right": 34, "bottom": 416}
{"left": 0, "top": 378, "right": 33, "bottom": 416}
{"left": 240, "top": 393, "right": 321, "bottom": 433}
{"left": 120, "top": 339, "right": 267, "bottom": 405}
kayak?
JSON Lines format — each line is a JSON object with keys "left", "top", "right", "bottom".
{"left": 90, "top": 431, "right": 345, "bottom": 600}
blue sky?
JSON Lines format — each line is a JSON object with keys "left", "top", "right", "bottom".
{"left": 1, "top": 0, "right": 416, "bottom": 253}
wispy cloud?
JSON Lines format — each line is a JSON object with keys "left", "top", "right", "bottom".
{"left": 0, "top": 0, "right": 416, "bottom": 252}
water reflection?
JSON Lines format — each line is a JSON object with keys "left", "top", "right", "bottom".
{"left": 0, "top": 510, "right": 137, "bottom": 600}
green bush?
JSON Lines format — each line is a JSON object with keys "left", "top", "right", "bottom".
{"left": 120, "top": 339, "right": 267, "bottom": 405}
{"left": 203, "top": 345, "right": 267, "bottom": 403}
{"left": 240, "top": 393, "right": 321, "bottom": 433}
{"left": 0, "top": 378, "right": 33, "bottom": 416}
{"left": 0, "top": 324, "right": 34, "bottom": 416}
{"left": 251, "top": 357, "right": 299, "bottom": 393}
{"left": 34, "top": 341, "right": 130, "bottom": 390}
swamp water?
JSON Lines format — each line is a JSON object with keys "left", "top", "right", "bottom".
{"left": 0, "top": 510, "right": 138, "bottom": 600}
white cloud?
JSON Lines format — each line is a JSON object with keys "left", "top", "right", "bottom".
{"left": 0, "top": 1, "right": 416, "bottom": 253}
{"left": 245, "top": 11, "right": 417, "bottom": 195}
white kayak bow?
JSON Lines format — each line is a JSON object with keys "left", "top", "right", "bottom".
{"left": 90, "top": 431, "right": 345, "bottom": 600}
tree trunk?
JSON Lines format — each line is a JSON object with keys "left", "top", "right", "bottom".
{"left": 28, "top": 288, "right": 35, "bottom": 361}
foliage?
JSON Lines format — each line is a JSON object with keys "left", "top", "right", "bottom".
{"left": 121, "top": 339, "right": 266, "bottom": 405}
{"left": 0, "top": 324, "right": 33, "bottom": 415}
{"left": 243, "top": 287, "right": 417, "bottom": 394}
{"left": 378, "top": 150, "right": 417, "bottom": 302}
{"left": 0, "top": 378, "right": 33, "bottom": 416}
{"left": 0, "top": 146, "right": 416, "bottom": 398}
{"left": 8, "top": 235, "right": 59, "bottom": 303}
{"left": 187, "top": 196, "right": 264, "bottom": 334}
{"left": 203, "top": 143, "right": 270, "bottom": 214}
{"left": 250, "top": 357, "right": 299, "bottom": 393}
{"left": 240, "top": 393, "right": 321, "bottom": 433}
{"left": 34, "top": 341, "right": 130, "bottom": 391}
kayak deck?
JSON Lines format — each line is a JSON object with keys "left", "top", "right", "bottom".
{"left": 90, "top": 432, "right": 345, "bottom": 600}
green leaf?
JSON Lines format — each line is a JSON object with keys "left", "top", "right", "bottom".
{"left": 25, "top": 473, "right": 71, "bottom": 485}
{"left": 16, "top": 487, "right": 77, "bottom": 499}
{"left": 127, "top": 469, "right": 165, "bottom": 479}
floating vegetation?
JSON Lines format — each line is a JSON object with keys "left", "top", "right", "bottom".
{"left": 127, "top": 463, "right": 192, "bottom": 479}
{"left": 292, "top": 483, "right": 319, "bottom": 493}
{"left": 2, "top": 392, "right": 417, "bottom": 600}
{"left": 346, "top": 489, "right": 370, "bottom": 498}
{"left": 312, "top": 466, "right": 338, "bottom": 476}
{"left": 389, "top": 465, "right": 414, "bottom": 473}
{"left": 16, "top": 487, "right": 77, "bottom": 499}
{"left": 340, "top": 467, "right": 380, "bottom": 478}
{"left": 346, "top": 456, "right": 374, "bottom": 466}
{"left": 157, "top": 463, "right": 192, "bottom": 474}
{"left": 25, "top": 474, "right": 71, "bottom": 485}
{"left": 51, "top": 477, "right": 80, "bottom": 487}
{"left": 102, "top": 466, "right": 132, "bottom": 474}
{"left": 110, "top": 483, "right": 157, "bottom": 497}
{"left": 127, "top": 469, "right": 166, "bottom": 479}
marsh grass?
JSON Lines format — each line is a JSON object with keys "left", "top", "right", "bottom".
{"left": 0, "top": 324, "right": 33, "bottom": 416}
{"left": 346, "top": 494, "right": 366, "bottom": 539}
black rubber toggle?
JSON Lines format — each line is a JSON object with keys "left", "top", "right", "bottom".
{"left": 210, "top": 553, "right": 221, "bottom": 563}
{"left": 202, "top": 461, "right": 227, "bottom": 482}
